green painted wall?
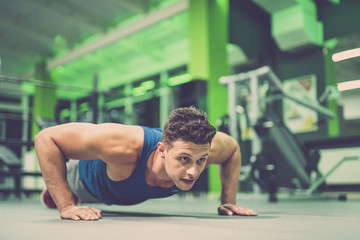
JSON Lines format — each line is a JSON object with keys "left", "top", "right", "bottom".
{"left": 32, "top": 62, "right": 57, "bottom": 139}
{"left": 188, "top": 0, "right": 229, "bottom": 193}
{"left": 324, "top": 45, "right": 340, "bottom": 137}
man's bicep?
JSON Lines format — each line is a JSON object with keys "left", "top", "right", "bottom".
{"left": 46, "top": 123, "right": 103, "bottom": 160}
{"left": 89, "top": 123, "right": 144, "bottom": 162}
{"left": 42, "top": 123, "right": 142, "bottom": 162}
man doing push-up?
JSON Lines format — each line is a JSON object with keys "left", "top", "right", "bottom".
{"left": 35, "top": 106, "right": 257, "bottom": 220}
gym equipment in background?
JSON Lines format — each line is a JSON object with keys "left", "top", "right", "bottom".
{"left": 220, "top": 66, "right": 337, "bottom": 201}
{"left": 0, "top": 144, "right": 42, "bottom": 198}
{"left": 0, "top": 73, "right": 98, "bottom": 198}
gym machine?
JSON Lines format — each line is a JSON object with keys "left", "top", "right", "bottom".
{"left": 219, "top": 66, "right": 357, "bottom": 201}
{"left": 0, "top": 73, "right": 98, "bottom": 198}
{"left": 0, "top": 145, "right": 42, "bottom": 198}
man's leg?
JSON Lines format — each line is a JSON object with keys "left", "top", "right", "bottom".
{"left": 66, "top": 160, "right": 102, "bottom": 204}
{"left": 40, "top": 188, "right": 57, "bottom": 208}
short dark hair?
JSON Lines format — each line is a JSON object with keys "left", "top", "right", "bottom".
{"left": 162, "top": 106, "right": 217, "bottom": 148}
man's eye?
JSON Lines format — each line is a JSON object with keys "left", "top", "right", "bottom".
{"left": 179, "top": 157, "right": 189, "bottom": 162}
{"left": 197, "top": 158, "right": 206, "bottom": 164}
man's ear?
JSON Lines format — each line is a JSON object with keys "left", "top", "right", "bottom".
{"left": 157, "top": 142, "right": 166, "bottom": 156}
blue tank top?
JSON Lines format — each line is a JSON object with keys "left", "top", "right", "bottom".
{"left": 78, "top": 126, "right": 180, "bottom": 205}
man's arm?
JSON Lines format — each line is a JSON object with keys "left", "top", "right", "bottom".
{"left": 34, "top": 123, "right": 143, "bottom": 220}
{"left": 208, "top": 132, "right": 257, "bottom": 216}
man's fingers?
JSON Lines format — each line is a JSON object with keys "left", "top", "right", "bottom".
{"left": 61, "top": 213, "right": 81, "bottom": 221}
{"left": 231, "top": 206, "right": 257, "bottom": 216}
{"left": 217, "top": 206, "right": 233, "bottom": 216}
{"left": 91, "top": 207, "right": 102, "bottom": 218}
{"left": 60, "top": 206, "right": 102, "bottom": 221}
{"left": 78, "top": 207, "right": 101, "bottom": 220}
{"left": 78, "top": 212, "right": 99, "bottom": 221}
{"left": 72, "top": 215, "right": 81, "bottom": 221}
{"left": 218, "top": 204, "right": 258, "bottom": 216}
{"left": 62, "top": 213, "right": 98, "bottom": 221}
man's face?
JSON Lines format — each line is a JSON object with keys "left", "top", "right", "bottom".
{"left": 160, "top": 140, "right": 210, "bottom": 191}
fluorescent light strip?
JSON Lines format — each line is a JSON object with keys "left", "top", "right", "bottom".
{"left": 337, "top": 80, "right": 360, "bottom": 91}
{"left": 332, "top": 47, "right": 360, "bottom": 62}
{"left": 168, "top": 73, "right": 192, "bottom": 86}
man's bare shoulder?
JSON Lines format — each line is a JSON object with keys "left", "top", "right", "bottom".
{"left": 207, "top": 132, "right": 238, "bottom": 166}
{"left": 97, "top": 124, "right": 145, "bottom": 181}
{"left": 40, "top": 122, "right": 145, "bottom": 165}
{"left": 94, "top": 123, "right": 144, "bottom": 163}
{"left": 96, "top": 123, "right": 143, "bottom": 141}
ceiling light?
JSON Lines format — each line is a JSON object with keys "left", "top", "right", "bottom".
{"left": 168, "top": 73, "right": 192, "bottom": 86}
{"left": 131, "top": 80, "right": 155, "bottom": 97}
{"left": 332, "top": 47, "right": 360, "bottom": 62}
{"left": 337, "top": 80, "right": 360, "bottom": 91}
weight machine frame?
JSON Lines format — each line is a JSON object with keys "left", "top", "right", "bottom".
{"left": 219, "top": 66, "right": 357, "bottom": 197}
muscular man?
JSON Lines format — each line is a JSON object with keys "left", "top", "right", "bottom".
{"left": 35, "top": 106, "right": 257, "bottom": 220}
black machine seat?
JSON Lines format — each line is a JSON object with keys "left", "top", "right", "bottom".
{"left": 0, "top": 145, "right": 21, "bottom": 169}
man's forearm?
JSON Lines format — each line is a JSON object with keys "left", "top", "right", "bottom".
{"left": 219, "top": 144, "right": 241, "bottom": 205}
{"left": 42, "top": 161, "right": 76, "bottom": 211}
{"left": 35, "top": 132, "right": 76, "bottom": 211}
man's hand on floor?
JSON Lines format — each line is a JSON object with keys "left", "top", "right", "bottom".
{"left": 60, "top": 205, "right": 102, "bottom": 221}
{"left": 218, "top": 204, "right": 257, "bottom": 216}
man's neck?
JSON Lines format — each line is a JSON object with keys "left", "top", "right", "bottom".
{"left": 146, "top": 150, "right": 174, "bottom": 188}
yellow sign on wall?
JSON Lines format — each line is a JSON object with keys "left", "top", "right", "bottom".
{"left": 283, "top": 75, "right": 318, "bottom": 133}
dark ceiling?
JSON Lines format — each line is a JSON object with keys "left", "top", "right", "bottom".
{"left": 0, "top": 0, "right": 358, "bottom": 97}
{"left": 0, "top": 0, "right": 174, "bottom": 77}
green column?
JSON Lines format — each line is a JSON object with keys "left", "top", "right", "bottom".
{"left": 324, "top": 41, "right": 340, "bottom": 137}
{"left": 32, "top": 62, "right": 57, "bottom": 139}
{"left": 188, "top": 0, "right": 229, "bottom": 193}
